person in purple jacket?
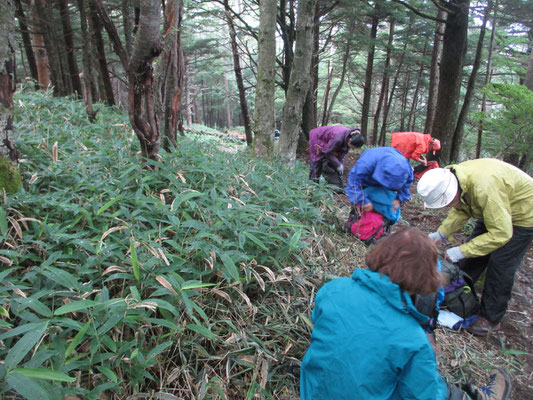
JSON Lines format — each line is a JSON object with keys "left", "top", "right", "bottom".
{"left": 309, "top": 125, "right": 365, "bottom": 188}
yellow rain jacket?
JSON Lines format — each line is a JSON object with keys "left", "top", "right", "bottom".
{"left": 438, "top": 159, "right": 533, "bottom": 258}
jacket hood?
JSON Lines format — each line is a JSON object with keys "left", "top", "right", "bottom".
{"left": 351, "top": 268, "right": 429, "bottom": 325}
{"left": 373, "top": 151, "right": 412, "bottom": 190}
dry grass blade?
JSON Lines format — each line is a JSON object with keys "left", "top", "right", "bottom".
{"left": 156, "top": 276, "right": 178, "bottom": 296}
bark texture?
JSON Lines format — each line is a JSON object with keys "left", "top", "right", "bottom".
{"left": 431, "top": 0, "right": 470, "bottom": 164}
{"left": 0, "top": 0, "right": 19, "bottom": 163}
{"left": 279, "top": 0, "right": 317, "bottom": 164}
{"left": 253, "top": 0, "right": 277, "bottom": 157}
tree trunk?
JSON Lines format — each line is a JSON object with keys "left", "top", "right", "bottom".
{"left": 431, "top": 0, "right": 471, "bottom": 164}
{"left": 253, "top": 0, "right": 277, "bottom": 157}
{"left": 224, "top": 0, "right": 252, "bottom": 145}
{"left": 14, "top": 0, "right": 38, "bottom": 86}
{"left": 89, "top": 0, "right": 115, "bottom": 105}
{"left": 360, "top": 9, "right": 379, "bottom": 142}
{"left": 321, "top": 60, "right": 333, "bottom": 125}
{"left": 77, "top": 0, "right": 97, "bottom": 121}
{"left": 159, "top": 0, "right": 184, "bottom": 151}
{"left": 122, "top": 0, "right": 133, "bottom": 56}
{"left": 279, "top": 0, "right": 295, "bottom": 93}
{"left": 450, "top": 0, "right": 491, "bottom": 161}
{"left": 58, "top": 0, "right": 83, "bottom": 97}
{"left": 424, "top": 8, "right": 446, "bottom": 134}
{"left": 408, "top": 43, "right": 426, "bottom": 131}
{"left": 29, "top": 0, "right": 50, "bottom": 89}
{"left": 324, "top": 20, "right": 353, "bottom": 127}
{"left": 372, "top": 19, "right": 394, "bottom": 145}
{"left": 34, "top": 0, "right": 67, "bottom": 96}
{"left": 0, "top": 0, "right": 20, "bottom": 166}
{"left": 476, "top": 0, "right": 498, "bottom": 158}
{"left": 279, "top": 0, "right": 317, "bottom": 164}
{"left": 127, "top": 0, "right": 163, "bottom": 160}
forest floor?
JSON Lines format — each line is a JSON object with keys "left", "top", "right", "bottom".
{"left": 336, "top": 151, "right": 533, "bottom": 400}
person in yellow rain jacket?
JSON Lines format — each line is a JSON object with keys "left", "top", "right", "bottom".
{"left": 417, "top": 159, "right": 533, "bottom": 336}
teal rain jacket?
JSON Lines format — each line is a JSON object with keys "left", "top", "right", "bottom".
{"left": 300, "top": 268, "right": 448, "bottom": 400}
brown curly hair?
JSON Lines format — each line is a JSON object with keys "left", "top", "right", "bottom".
{"left": 365, "top": 228, "right": 443, "bottom": 295}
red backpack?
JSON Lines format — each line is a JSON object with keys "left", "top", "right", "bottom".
{"left": 344, "top": 208, "right": 390, "bottom": 244}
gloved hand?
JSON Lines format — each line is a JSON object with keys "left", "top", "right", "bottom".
{"left": 428, "top": 231, "right": 445, "bottom": 242}
{"left": 336, "top": 164, "right": 344, "bottom": 176}
{"left": 445, "top": 246, "right": 464, "bottom": 263}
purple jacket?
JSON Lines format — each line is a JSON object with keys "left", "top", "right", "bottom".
{"left": 309, "top": 126, "right": 352, "bottom": 168}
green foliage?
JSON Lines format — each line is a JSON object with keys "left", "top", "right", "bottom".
{"left": 0, "top": 91, "right": 332, "bottom": 398}
{"left": 475, "top": 83, "right": 533, "bottom": 161}
{"left": 0, "top": 157, "right": 22, "bottom": 194}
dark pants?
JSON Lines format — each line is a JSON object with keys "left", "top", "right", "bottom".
{"left": 309, "top": 159, "right": 343, "bottom": 189}
{"left": 458, "top": 220, "right": 533, "bottom": 322}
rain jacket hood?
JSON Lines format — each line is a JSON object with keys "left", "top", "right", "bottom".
{"left": 438, "top": 159, "right": 533, "bottom": 258}
{"left": 345, "top": 147, "right": 414, "bottom": 205}
{"left": 300, "top": 268, "right": 448, "bottom": 400}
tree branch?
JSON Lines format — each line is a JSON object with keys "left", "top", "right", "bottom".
{"left": 390, "top": 0, "right": 447, "bottom": 23}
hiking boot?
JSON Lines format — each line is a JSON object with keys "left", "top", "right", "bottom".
{"left": 463, "top": 368, "right": 511, "bottom": 400}
{"left": 467, "top": 316, "right": 501, "bottom": 336}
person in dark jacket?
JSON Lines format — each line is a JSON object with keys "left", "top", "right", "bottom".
{"left": 308, "top": 125, "right": 365, "bottom": 188}
{"left": 300, "top": 228, "right": 511, "bottom": 400}
{"left": 345, "top": 147, "right": 413, "bottom": 220}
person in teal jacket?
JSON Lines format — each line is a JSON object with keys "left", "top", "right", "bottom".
{"left": 300, "top": 228, "right": 511, "bottom": 400}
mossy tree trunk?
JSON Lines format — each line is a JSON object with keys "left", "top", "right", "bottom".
{"left": 0, "top": 0, "right": 22, "bottom": 194}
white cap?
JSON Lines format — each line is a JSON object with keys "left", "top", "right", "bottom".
{"left": 417, "top": 168, "right": 458, "bottom": 208}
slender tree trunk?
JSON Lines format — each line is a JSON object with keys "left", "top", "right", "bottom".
{"left": 14, "top": 0, "right": 38, "bottom": 86}
{"left": 279, "top": 0, "right": 317, "bottom": 164}
{"left": 279, "top": 0, "right": 295, "bottom": 93}
{"left": 58, "top": 0, "right": 82, "bottom": 97}
{"left": 431, "top": 0, "right": 471, "bottom": 164}
{"left": 89, "top": 0, "right": 115, "bottom": 105}
{"left": 425, "top": 8, "right": 446, "bottom": 134}
{"left": 0, "top": 0, "right": 19, "bottom": 165}
{"left": 77, "top": 0, "right": 96, "bottom": 120}
{"left": 122, "top": 0, "right": 133, "bottom": 56}
{"left": 321, "top": 60, "right": 333, "bottom": 125}
{"left": 185, "top": 65, "right": 192, "bottom": 126}
{"left": 360, "top": 9, "right": 379, "bottom": 142}
{"left": 408, "top": 43, "right": 426, "bottom": 131}
{"left": 254, "top": 0, "right": 277, "bottom": 157}
{"left": 224, "top": 0, "right": 252, "bottom": 145}
{"left": 223, "top": 72, "right": 232, "bottom": 129}
{"left": 29, "top": 0, "right": 50, "bottom": 89}
{"left": 325, "top": 21, "right": 353, "bottom": 126}
{"left": 379, "top": 31, "right": 408, "bottom": 144}
{"left": 476, "top": 0, "right": 498, "bottom": 158}
{"left": 450, "top": 0, "right": 491, "bottom": 161}
{"left": 372, "top": 19, "right": 394, "bottom": 145}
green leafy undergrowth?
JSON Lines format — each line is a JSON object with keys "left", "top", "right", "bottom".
{"left": 0, "top": 90, "right": 339, "bottom": 399}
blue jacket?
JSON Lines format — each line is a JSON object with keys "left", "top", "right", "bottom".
{"left": 300, "top": 268, "right": 448, "bottom": 400}
{"left": 345, "top": 147, "right": 413, "bottom": 205}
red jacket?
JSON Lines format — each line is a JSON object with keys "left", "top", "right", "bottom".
{"left": 390, "top": 132, "right": 433, "bottom": 161}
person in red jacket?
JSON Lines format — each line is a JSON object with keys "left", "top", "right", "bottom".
{"left": 391, "top": 131, "right": 441, "bottom": 166}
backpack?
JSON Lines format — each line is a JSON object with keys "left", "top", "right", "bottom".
{"left": 414, "top": 160, "right": 440, "bottom": 180}
{"left": 439, "top": 257, "right": 479, "bottom": 318}
{"left": 343, "top": 207, "right": 390, "bottom": 245}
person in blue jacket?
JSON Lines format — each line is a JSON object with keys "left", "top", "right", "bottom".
{"left": 300, "top": 228, "right": 511, "bottom": 400}
{"left": 345, "top": 147, "right": 413, "bottom": 222}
